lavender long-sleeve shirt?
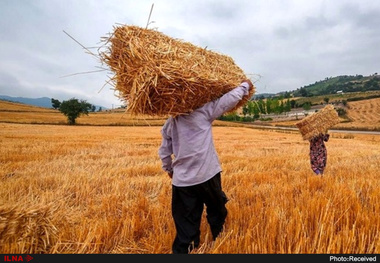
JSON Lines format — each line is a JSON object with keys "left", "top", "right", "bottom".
{"left": 158, "top": 82, "right": 251, "bottom": 187}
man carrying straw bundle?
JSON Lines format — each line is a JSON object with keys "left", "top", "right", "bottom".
{"left": 158, "top": 79, "right": 254, "bottom": 254}
{"left": 99, "top": 24, "right": 255, "bottom": 253}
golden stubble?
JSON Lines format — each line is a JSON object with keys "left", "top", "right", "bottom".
{"left": 0, "top": 123, "right": 379, "bottom": 254}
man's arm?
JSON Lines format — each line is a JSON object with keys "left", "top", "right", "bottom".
{"left": 158, "top": 122, "right": 173, "bottom": 177}
{"left": 205, "top": 80, "right": 254, "bottom": 121}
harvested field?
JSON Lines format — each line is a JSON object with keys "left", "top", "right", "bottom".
{"left": 268, "top": 98, "right": 380, "bottom": 132}
{"left": 1, "top": 123, "right": 379, "bottom": 254}
{"left": 338, "top": 97, "right": 380, "bottom": 130}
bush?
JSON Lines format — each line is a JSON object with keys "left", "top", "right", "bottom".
{"left": 336, "top": 107, "right": 347, "bottom": 117}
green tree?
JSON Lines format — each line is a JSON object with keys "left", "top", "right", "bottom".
{"left": 270, "top": 99, "right": 281, "bottom": 114}
{"left": 247, "top": 101, "right": 255, "bottom": 116}
{"left": 242, "top": 104, "right": 249, "bottom": 116}
{"left": 266, "top": 99, "right": 272, "bottom": 114}
{"left": 299, "top": 87, "right": 308, "bottom": 97}
{"left": 252, "top": 103, "right": 260, "bottom": 119}
{"left": 283, "top": 91, "right": 291, "bottom": 98}
{"left": 302, "top": 101, "right": 312, "bottom": 111}
{"left": 336, "top": 108, "right": 346, "bottom": 117}
{"left": 257, "top": 99, "right": 266, "bottom": 114}
{"left": 290, "top": 99, "right": 297, "bottom": 108}
{"left": 285, "top": 99, "right": 291, "bottom": 112}
{"left": 59, "top": 98, "right": 92, "bottom": 125}
{"left": 51, "top": 98, "right": 61, "bottom": 109}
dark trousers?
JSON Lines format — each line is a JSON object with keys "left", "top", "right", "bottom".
{"left": 171, "top": 172, "right": 228, "bottom": 254}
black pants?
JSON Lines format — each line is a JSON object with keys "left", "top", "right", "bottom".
{"left": 171, "top": 173, "right": 228, "bottom": 254}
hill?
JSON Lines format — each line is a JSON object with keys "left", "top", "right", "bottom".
{"left": 0, "top": 95, "right": 53, "bottom": 108}
{"left": 0, "top": 95, "right": 107, "bottom": 111}
{"left": 290, "top": 74, "right": 380, "bottom": 97}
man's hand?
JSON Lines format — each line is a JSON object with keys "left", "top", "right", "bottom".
{"left": 242, "top": 79, "right": 254, "bottom": 91}
{"left": 168, "top": 172, "right": 173, "bottom": 179}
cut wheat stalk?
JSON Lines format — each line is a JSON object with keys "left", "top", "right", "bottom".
{"left": 0, "top": 204, "right": 59, "bottom": 253}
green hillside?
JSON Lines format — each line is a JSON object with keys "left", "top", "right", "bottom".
{"left": 291, "top": 74, "right": 380, "bottom": 97}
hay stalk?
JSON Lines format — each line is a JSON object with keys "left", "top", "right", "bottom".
{"left": 99, "top": 25, "right": 255, "bottom": 116}
{"left": 295, "top": 104, "right": 340, "bottom": 140}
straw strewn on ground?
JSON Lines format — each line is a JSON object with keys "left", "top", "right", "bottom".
{"left": 0, "top": 204, "right": 58, "bottom": 253}
{"left": 99, "top": 25, "right": 255, "bottom": 116}
{"left": 1, "top": 123, "right": 379, "bottom": 253}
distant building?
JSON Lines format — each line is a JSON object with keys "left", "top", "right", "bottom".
{"left": 337, "top": 90, "right": 344, "bottom": 94}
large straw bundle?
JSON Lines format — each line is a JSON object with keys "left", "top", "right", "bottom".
{"left": 99, "top": 25, "right": 255, "bottom": 116}
{"left": 295, "top": 104, "right": 340, "bottom": 140}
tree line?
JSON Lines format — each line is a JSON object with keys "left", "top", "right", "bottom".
{"left": 243, "top": 97, "right": 292, "bottom": 118}
{"left": 219, "top": 97, "right": 294, "bottom": 122}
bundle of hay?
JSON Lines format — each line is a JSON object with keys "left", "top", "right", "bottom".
{"left": 99, "top": 25, "right": 255, "bottom": 116}
{"left": 0, "top": 204, "right": 58, "bottom": 253}
{"left": 295, "top": 104, "right": 340, "bottom": 140}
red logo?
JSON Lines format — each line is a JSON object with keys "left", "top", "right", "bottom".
{"left": 3, "top": 255, "right": 33, "bottom": 262}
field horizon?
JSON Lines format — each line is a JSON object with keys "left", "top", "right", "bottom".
{"left": 1, "top": 96, "right": 380, "bottom": 131}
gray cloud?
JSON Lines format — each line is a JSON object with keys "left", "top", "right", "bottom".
{"left": 0, "top": 0, "right": 379, "bottom": 108}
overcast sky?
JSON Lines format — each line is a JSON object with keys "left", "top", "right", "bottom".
{"left": 1, "top": 0, "right": 379, "bottom": 108}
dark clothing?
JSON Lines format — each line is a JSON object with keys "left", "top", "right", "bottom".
{"left": 309, "top": 133, "right": 330, "bottom": 175}
{"left": 171, "top": 173, "right": 228, "bottom": 254}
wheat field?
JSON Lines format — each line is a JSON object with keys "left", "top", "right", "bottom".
{"left": 1, "top": 122, "right": 379, "bottom": 254}
{"left": 264, "top": 98, "right": 380, "bottom": 132}
{"left": 338, "top": 97, "right": 380, "bottom": 130}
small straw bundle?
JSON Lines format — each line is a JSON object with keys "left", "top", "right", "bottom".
{"left": 0, "top": 204, "right": 58, "bottom": 253}
{"left": 295, "top": 104, "right": 340, "bottom": 140}
{"left": 99, "top": 25, "right": 255, "bottom": 116}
